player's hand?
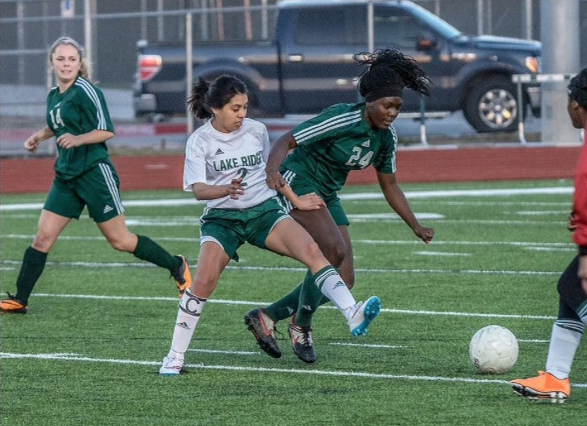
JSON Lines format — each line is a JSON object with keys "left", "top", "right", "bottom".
{"left": 226, "top": 178, "right": 245, "bottom": 200}
{"left": 294, "top": 192, "right": 326, "bottom": 211}
{"left": 24, "top": 136, "right": 39, "bottom": 153}
{"left": 567, "top": 212, "right": 577, "bottom": 232}
{"left": 56, "top": 133, "right": 83, "bottom": 149}
{"left": 414, "top": 225, "right": 435, "bottom": 244}
{"left": 578, "top": 255, "right": 587, "bottom": 295}
{"left": 266, "top": 170, "right": 286, "bottom": 190}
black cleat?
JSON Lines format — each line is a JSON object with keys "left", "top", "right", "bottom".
{"left": 244, "top": 308, "right": 282, "bottom": 358}
{"left": 289, "top": 323, "right": 316, "bottom": 363}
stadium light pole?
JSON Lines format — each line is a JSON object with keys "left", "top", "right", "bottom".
{"left": 540, "top": 0, "right": 581, "bottom": 145}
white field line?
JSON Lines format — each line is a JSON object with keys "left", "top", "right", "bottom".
{"left": 1, "top": 352, "right": 585, "bottom": 388}
{"left": 187, "top": 348, "right": 259, "bottom": 356}
{"left": 515, "top": 210, "right": 569, "bottom": 216}
{"left": 329, "top": 342, "right": 407, "bottom": 349}
{"left": 0, "top": 259, "right": 561, "bottom": 277}
{"left": 413, "top": 251, "right": 471, "bottom": 257}
{"left": 0, "top": 187, "right": 574, "bottom": 211}
{"left": 1, "top": 234, "right": 574, "bottom": 249}
{"left": 32, "top": 292, "right": 557, "bottom": 321}
{"left": 518, "top": 339, "right": 550, "bottom": 343}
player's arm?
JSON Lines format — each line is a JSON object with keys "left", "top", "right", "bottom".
{"left": 278, "top": 184, "right": 325, "bottom": 211}
{"left": 266, "top": 132, "right": 296, "bottom": 190}
{"left": 24, "top": 126, "right": 55, "bottom": 153}
{"left": 56, "top": 129, "right": 114, "bottom": 149}
{"left": 376, "top": 170, "right": 434, "bottom": 244}
{"left": 192, "top": 179, "right": 245, "bottom": 201}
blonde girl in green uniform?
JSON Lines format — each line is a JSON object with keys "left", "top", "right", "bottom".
{"left": 0, "top": 37, "right": 191, "bottom": 315}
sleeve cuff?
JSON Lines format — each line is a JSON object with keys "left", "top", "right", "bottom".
{"left": 579, "top": 246, "right": 587, "bottom": 256}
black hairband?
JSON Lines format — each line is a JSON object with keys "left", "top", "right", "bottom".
{"left": 365, "top": 85, "right": 404, "bottom": 102}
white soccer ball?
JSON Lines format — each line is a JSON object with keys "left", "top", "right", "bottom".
{"left": 469, "top": 325, "right": 519, "bottom": 374}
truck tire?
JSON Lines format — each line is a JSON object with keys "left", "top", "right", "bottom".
{"left": 463, "top": 76, "right": 520, "bottom": 133}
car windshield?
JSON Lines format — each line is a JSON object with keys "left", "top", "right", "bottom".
{"left": 406, "top": 3, "right": 462, "bottom": 39}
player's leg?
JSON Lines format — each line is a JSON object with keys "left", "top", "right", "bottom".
{"left": 1, "top": 209, "right": 71, "bottom": 314}
{"left": 96, "top": 215, "right": 190, "bottom": 295}
{"left": 261, "top": 207, "right": 346, "bottom": 323}
{"left": 83, "top": 162, "right": 190, "bottom": 295}
{"left": 160, "top": 242, "right": 230, "bottom": 375}
{"left": 511, "top": 255, "right": 586, "bottom": 401}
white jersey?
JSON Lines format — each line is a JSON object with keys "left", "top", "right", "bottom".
{"left": 183, "top": 118, "right": 277, "bottom": 209}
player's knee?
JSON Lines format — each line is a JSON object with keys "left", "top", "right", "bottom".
{"left": 324, "top": 244, "right": 347, "bottom": 268}
{"left": 108, "top": 236, "right": 135, "bottom": 252}
{"left": 32, "top": 232, "right": 56, "bottom": 252}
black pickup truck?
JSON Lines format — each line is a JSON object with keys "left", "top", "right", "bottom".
{"left": 133, "top": 0, "right": 541, "bottom": 133}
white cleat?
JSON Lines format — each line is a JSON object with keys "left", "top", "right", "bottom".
{"left": 348, "top": 296, "right": 381, "bottom": 336}
{"left": 159, "top": 353, "right": 184, "bottom": 376}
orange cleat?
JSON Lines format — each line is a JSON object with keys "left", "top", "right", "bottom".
{"left": 1, "top": 294, "right": 28, "bottom": 314}
{"left": 511, "top": 371, "right": 570, "bottom": 403}
{"left": 171, "top": 255, "right": 192, "bottom": 298}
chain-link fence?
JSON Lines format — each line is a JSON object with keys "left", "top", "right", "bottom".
{"left": 1, "top": 0, "right": 586, "bottom": 154}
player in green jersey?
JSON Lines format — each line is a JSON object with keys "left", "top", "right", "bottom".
{"left": 0, "top": 37, "right": 191, "bottom": 315}
{"left": 245, "top": 48, "right": 435, "bottom": 358}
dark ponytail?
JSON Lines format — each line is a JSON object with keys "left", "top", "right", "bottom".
{"left": 187, "top": 75, "right": 248, "bottom": 119}
{"left": 355, "top": 48, "right": 432, "bottom": 100}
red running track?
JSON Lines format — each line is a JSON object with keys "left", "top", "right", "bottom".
{"left": 0, "top": 145, "right": 580, "bottom": 194}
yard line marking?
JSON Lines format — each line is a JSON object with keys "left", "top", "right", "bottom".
{"left": 1, "top": 234, "right": 577, "bottom": 249}
{"left": 1, "top": 234, "right": 198, "bottom": 242}
{"left": 518, "top": 339, "right": 550, "bottom": 343}
{"left": 0, "top": 187, "right": 574, "bottom": 211}
{"left": 329, "top": 342, "right": 407, "bottom": 349}
{"left": 2, "top": 352, "right": 585, "bottom": 388}
{"left": 2, "top": 234, "right": 573, "bottom": 248}
{"left": 413, "top": 251, "right": 471, "bottom": 257}
{"left": 515, "top": 210, "right": 569, "bottom": 216}
{"left": 0, "top": 260, "right": 562, "bottom": 276}
{"left": 32, "top": 293, "right": 557, "bottom": 320}
{"left": 356, "top": 240, "right": 573, "bottom": 248}
{"left": 187, "top": 348, "right": 259, "bottom": 356}
{"left": 524, "top": 247, "right": 575, "bottom": 252}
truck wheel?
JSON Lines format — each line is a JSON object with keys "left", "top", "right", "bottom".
{"left": 463, "top": 76, "right": 519, "bottom": 133}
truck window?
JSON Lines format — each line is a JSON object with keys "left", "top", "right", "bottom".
{"left": 374, "top": 8, "right": 423, "bottom": 49}
{"left": 295, "top": 7, "right": 364, "bottom": 45}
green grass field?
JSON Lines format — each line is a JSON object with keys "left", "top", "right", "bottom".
{"left": 1, "top": 179, "right": 586, "bottom": 425}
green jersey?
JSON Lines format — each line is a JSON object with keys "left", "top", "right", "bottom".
{"left": 46, "top": 76, "right": 114, "bottom": 180}
{"left": 282, "top": 103, "right": 397, "bottom": 194}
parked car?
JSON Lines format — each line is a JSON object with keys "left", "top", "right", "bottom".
{"left": 133, "top": 0, "right": 541, "bottom": 132}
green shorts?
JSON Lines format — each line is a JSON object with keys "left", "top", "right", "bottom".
{"left": 44, "top": 161, "right": 124, "bottom": 223}
{"left": 279, "top": 168, "right": 349, "bottom": 226}
{"left": 199, "top": 197, "right": 290, "bottom": 261}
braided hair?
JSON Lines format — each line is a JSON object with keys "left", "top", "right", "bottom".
{"left": 355, "top": 48, "right": 432, "bottom": 101}
{"left": 568, "top": 68, "right": 587, "bottom": 109}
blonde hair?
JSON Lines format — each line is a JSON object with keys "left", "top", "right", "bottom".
{"left": 49, "top": 36, "right": 91, "bottom": 80}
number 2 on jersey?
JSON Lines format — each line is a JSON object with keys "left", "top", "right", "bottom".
{"left": 345, "top": 146, "right": 374, "bottom": 169}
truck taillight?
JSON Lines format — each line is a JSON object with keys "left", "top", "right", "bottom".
{"left": 138, "top": 55, "right": 162, "bottom": 81}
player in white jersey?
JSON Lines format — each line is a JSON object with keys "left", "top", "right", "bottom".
{"left": 160, "top": 75, "right": 381, "bottom": 373}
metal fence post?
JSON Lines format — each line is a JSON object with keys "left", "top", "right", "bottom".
{"left": 186, "top": 12, "right": 194, "bottom": 136}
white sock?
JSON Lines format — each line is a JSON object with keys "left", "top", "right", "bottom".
{"left": 315, "top": 267, "right": 356, "bottom": 321}
{"left": 545, "top": 321, "right": 583, "bottom": 380}
{"left": 168, "top": 289, "right": 207, "bottom": 356}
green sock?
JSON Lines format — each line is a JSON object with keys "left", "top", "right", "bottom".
{"left": 15, "top": 246, "right": 48, "bottom": 305}
{"left": 264, "top": 283, "right": 303, "bottom": 322}
{"left": 132, "top": 235, "right": 180, "bottom": 272}
{"left": 294, "top": 267, "right": 334, "bottom": 327}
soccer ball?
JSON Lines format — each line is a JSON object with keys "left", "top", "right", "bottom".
{"left": 469, "top": 325, "right": 519, "bottom": 374}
